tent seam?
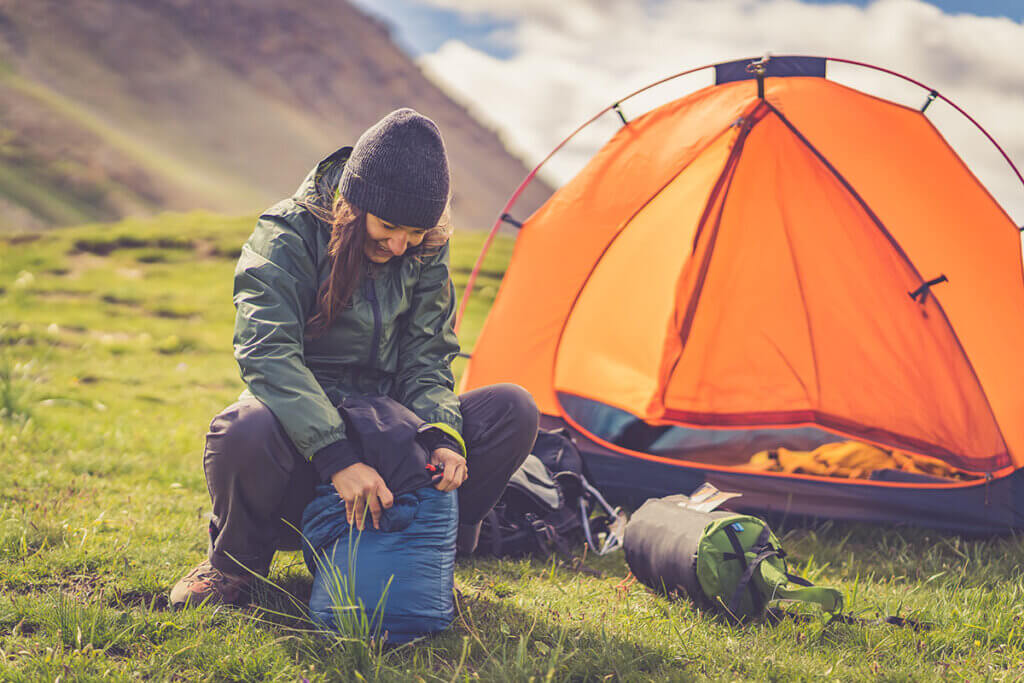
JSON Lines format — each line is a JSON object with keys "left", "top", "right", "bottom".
{"left": 658, "top": 102, "right": 769, "bottom": 411}
{"left": 768, "top": 116, "right": 822, "bottom": 404}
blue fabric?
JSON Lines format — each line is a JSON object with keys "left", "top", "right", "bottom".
{"left": 302, "top": 484, "right": 457, "bottom": 644}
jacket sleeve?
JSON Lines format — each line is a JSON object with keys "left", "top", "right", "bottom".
{"left": 393, "top": 241, "right": 464, "bottom": 451}
{"left": 232, "top": 216, "right": 357, "bottom": 473}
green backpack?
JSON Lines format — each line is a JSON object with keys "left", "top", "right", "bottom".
{"left": 624, "top": 494, "right": 843, "bottom": 620}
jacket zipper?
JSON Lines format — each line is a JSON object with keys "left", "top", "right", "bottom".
{"left": 364, "top": 276, "right": 382, "bottom": 369}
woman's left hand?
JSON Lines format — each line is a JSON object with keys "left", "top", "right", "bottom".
{"left": 431, "top": 447, "right": 468, "bottom": 491}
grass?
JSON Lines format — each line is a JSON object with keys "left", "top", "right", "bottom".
{"left": 2, "top": 211, "right": 1024, "bottom": 680}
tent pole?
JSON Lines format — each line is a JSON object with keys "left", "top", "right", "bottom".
{"left": 746, "top": 55, "right": 770, "bottom": 99}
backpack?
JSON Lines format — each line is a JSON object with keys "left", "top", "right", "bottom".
{"left": 623, "top": 488, "right": 843, "bottom": 621}
{"left": 476, "top": 428, "right": 625, "bottom": 558}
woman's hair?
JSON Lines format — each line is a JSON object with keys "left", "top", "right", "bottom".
{"left": 304, "top": 193, "right": 452, "bottom": 337}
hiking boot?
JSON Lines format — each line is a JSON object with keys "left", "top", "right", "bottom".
{"left": 169, "top": 560, "right": 252, "bottom": 609}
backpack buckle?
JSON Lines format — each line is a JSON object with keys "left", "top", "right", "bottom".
{"left": 525, "top": 513, "right": 556, "bottom": 552}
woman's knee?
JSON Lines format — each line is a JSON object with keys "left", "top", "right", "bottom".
{"left": 490, "top": 383, "right": 539, "bottom": 431}
{"left": 204, "top": 399, "right": 287, "bottom": 470}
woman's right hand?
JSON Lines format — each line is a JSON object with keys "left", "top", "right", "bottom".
{"left": 330, "top": 463, "right": 394, "bottom": 530}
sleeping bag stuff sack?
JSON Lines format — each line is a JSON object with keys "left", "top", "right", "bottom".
{"left": 303, "top": 484, "right": 457, "bottom": 644}
{"left": 623, "top": 495, "right": 843, "bottom": 620}
{"left": 300, "top": 395, "right": 459, "bottom": 644}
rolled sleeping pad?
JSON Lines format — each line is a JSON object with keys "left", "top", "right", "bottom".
{"left": 624, "top": 494, "right": 843, "bottom": 620}
{"left": 623, "top": 495, "right": 733, "bottom": 610}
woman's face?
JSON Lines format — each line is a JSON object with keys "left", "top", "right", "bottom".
{"left": 363, "top": 213, "right": 429, "bottom": 263}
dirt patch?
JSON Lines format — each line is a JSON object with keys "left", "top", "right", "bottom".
{"left": 151, "top": 307, "right": 197, "bottom": 320}
{"left": 108, "top": 590, "right": 170, "bottom": 611}
{"left": 187, "top": 238, "right": 239, "bottom": 260}
{"left": 65, "top": 252, "right": 108, "bottom": 279}
{"left": 100, "top": 294, "right": 142, "bottom": 306}
{"left": 7, "top": 573, "right": 107, "bottom": 599}
{"left": 193, "top": 238, "right": 217, "bottom": 258}
{"left": 452, "top": 267, "right": 505, "bottom": 281}
{"left": 70, "top": 236, "right": 192, "bottom": 256}
{"left": 91, "top": 330, "right": 140, "bottom": 343}
{"left": 32, "top": 290, "right": 92, "bottom": 302}
{"left": 4, "top": 233, "right": 42, "bottom": 245}
{"left": 135, "top": 253, "right": 167, "bottom": 264}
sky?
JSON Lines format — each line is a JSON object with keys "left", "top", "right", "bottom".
{"left": 353, "top": 0, "right": 1024, "bottom": 224}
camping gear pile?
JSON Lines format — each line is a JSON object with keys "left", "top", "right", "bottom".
{"left": 481, "top": 440, "right": 846, "bottom": 621}
{"left": 458, "top": 55, "right": 1024, "bottom": 533}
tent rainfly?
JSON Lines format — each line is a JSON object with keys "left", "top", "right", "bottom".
{"left": 459, "top": 56, "right": 1024, "bottom": 533}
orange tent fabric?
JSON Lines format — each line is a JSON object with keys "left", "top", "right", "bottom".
{"left": 462, "top": 73, "right": 1024, "bottom": 474}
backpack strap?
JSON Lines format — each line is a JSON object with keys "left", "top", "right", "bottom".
{"left": 723, "top": 526, "right": 844, "bottom": 616}
{"left": 723, "top": 525, "right": 770, "bottom": 616}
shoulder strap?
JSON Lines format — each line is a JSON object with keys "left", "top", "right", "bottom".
{"left": 724, "top": 525, "right": 772, "bottom": 617}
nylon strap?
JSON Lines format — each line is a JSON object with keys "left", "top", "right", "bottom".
{"left": 724, "top": 525, "right": 769, "bottom": 616}
{"left": 727, "top": 545, "right": 778, "bottom": 616}
{"left": 785, "top": 573, "right": 813, "bottom": 587}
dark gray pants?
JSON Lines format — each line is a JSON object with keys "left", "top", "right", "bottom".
{"left": 203, "top": 384, "right": 538, "bottom": 575}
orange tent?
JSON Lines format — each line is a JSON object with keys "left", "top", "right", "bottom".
{"left": 461, "top": 56, "right": 1024, "bottom": 531}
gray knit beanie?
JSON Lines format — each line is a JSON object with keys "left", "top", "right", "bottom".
{"left": 339, "top": 108, "right": 450, "bottom": 229}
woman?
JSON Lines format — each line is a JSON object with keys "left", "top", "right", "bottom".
{"left": 170, "top": 109, "right": 538, "bottom": 608}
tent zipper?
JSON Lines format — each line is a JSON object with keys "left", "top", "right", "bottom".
{"left": 675, "top": 104, "right": 764, "bottom": 354}
{"left": 364, "top": 276, "right": 382, "bottom": 369}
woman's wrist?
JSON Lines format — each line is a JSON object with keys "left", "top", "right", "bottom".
{"left": 313, "top": 439, "right": 360, "bottom": 482}
{"left": 416, "top": 427, "right": 461, "bottom": 457}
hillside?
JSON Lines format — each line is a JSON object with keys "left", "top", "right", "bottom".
{"left": 0, "top": 0, "right": 551, "bottom": 232}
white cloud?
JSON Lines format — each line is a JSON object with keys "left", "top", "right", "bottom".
{"left": 416, "top": 0, "right": 1024, "bottom": 223}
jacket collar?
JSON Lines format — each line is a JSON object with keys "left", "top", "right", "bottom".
{"left": 292, "top": 146, "right": 353, "bottom": 208}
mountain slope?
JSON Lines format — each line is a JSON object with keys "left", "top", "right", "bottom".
{"left": 0, "top": 0, "right": 551, "bottom": 231}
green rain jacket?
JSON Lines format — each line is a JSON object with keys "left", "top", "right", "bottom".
{"left": 232, "top": 147, "right": 463, "bottom": 479}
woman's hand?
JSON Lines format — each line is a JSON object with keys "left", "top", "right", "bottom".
{"left": 431, "top": 447, "right": 468, "bottom": 492}
{"left": 330, "top": 463, "right": 394, "bottom": 530}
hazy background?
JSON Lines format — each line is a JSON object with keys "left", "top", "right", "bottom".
{"left": 358, "top": 0, "right": 1024, "bottom": 225}
{"left": 0, "top": 0, "right": 1021, "bottom": 231}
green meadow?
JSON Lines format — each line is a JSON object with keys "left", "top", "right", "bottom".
{"left": 2, "top": 213, "right": 1024, "bottom": 681}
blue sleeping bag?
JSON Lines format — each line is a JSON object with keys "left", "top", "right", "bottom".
{"left": 300, "top": 395, "right": 460, "bottom": 644}
{"left": 302, "top": 484, "right": 457, "bottom": 643}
